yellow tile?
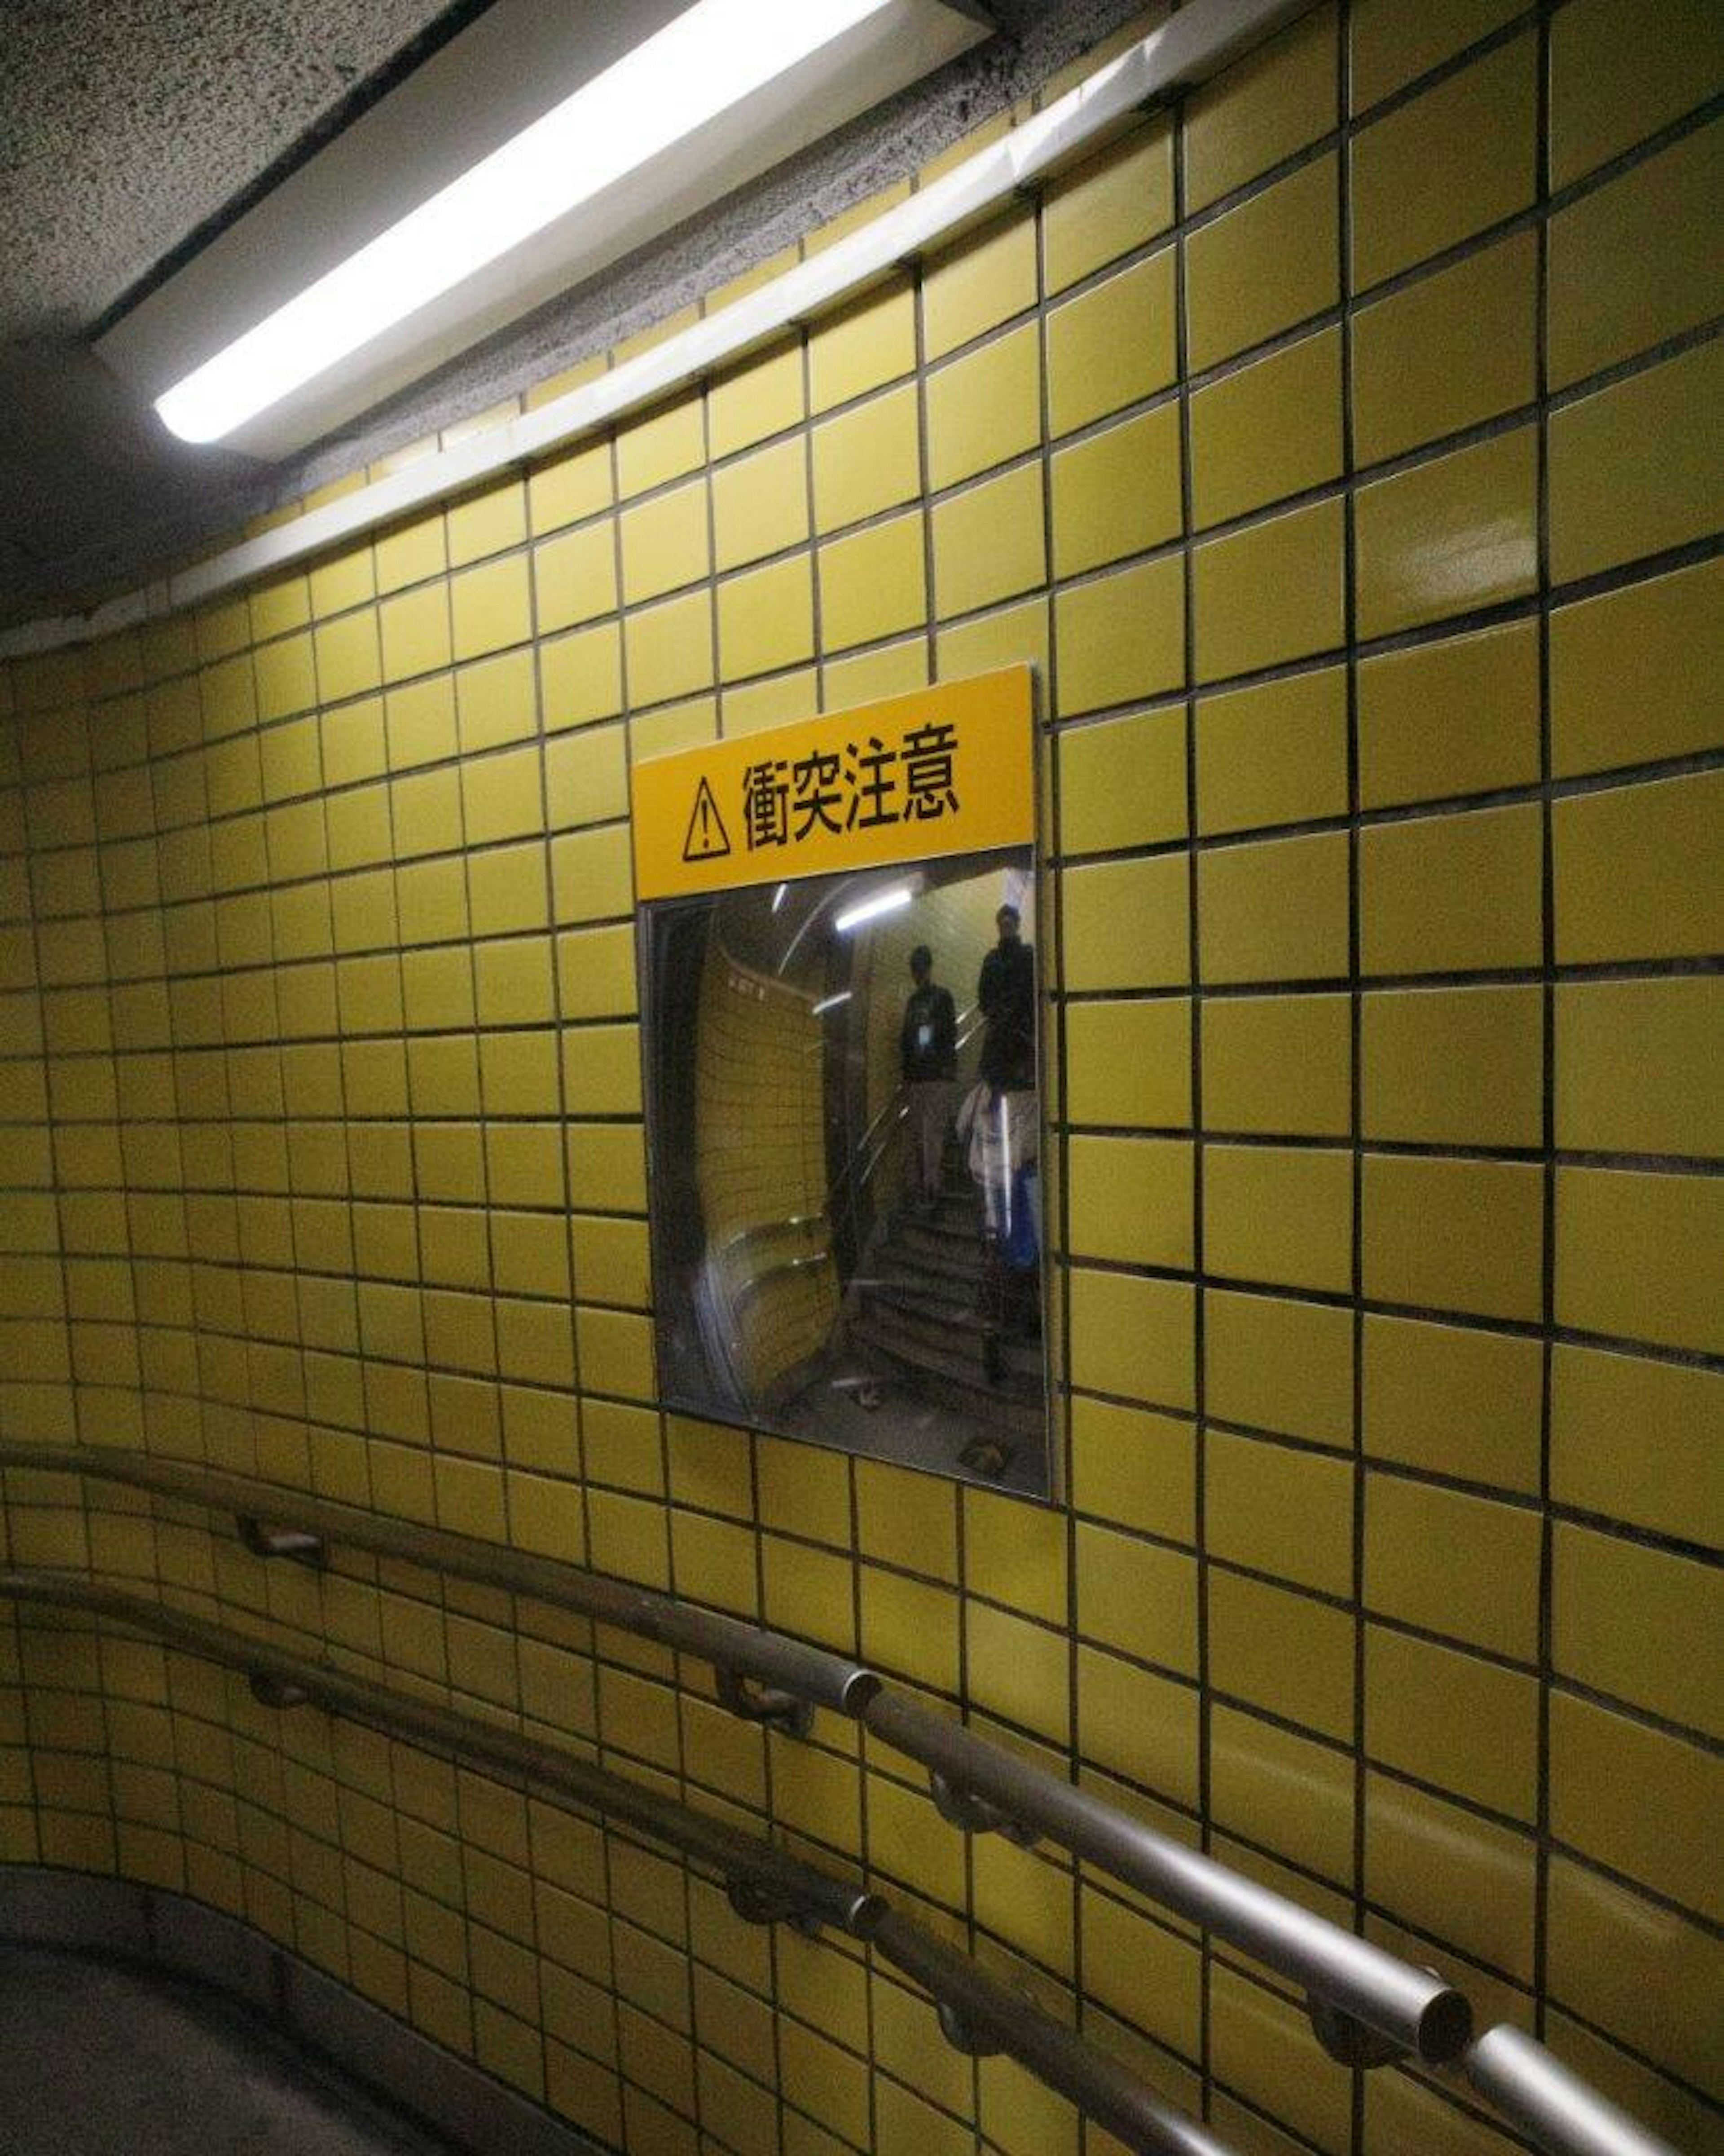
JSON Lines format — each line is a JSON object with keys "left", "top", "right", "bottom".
{"left": 1060, "top": 854, "right": 1188, "bottom": 991}
{"left": 922, "top": 205, "right": 1037, "bottom": 360}
{"left": 710, "top": 437, "right": 807, "bottom": 573}
{"left": 1366, "top": 1473, "right": 1540, "bottom": 1658}
{"left": 255, "top": 632, "right": 317, "bottom": 723}
{"left": 313, "top": 608, "right": 383, "bottom": 703}
{"left": 1357, "top": 616, "right": 1539, "bottom": 809}
{"left": 930, "top": 463, "right": 1046, "bottom": 620}
{"left": 1201, "top": 992, "right": 1350, "bottom": 1137}
{"left": 539, "top": 622, "right": 623, "bottom": 731}
{"left": 1553, "top": 769, "right": 1723, "bottom": 963}
{"left": 1207, "top": 1430, "right": 1353, "bottom": 1597}
{"left": 1363, "top": 1773, "right": 1535, "bottom": 1987}
{"left": 808, "top": 276, "right": 915, "bottom": 414}
{"left": 1370, "top": 1302, "right": 1543, "bottom": 1492}
{"left": 623, "top": 589, "right": 712, "bottom": 708}
{"left": 1361, "top": 985, "right": 1543, "bottom": 1147}
{"left": 1190, "top": 326, "right": 1341, "bottom": 530}
{"left": 621, "top": 494, "right": 713, "bottom": 635}
{"left": 707, "top": 336, "right": 804, "bottom": 459}
{"left": 1352, "top": 229, "right": 1537, "bottom": 466}
{"left": 1066, "top": 1266, "right": 1193, "bottom": 1410}
{"left": 1075, "top": 1520, "right": 1196, "bottom": 1674}
{"left": 1551, "top": 123, "right": 1724, "bottom": 389}
{"left": 461, "top": 745, "right": 543, "bottom": 847}
{"left": 1184, "top": 4, "right": 1336, "bottom": 212}
{"left": 1551, "top": 557, "right": 1722, "bottom": 779}
{"left": 1355, "top": 425, "right": 1537, "bottom": 639}
{"left": 1204, "top": 1143, "right": 1353, "bottom": 1295}
{"left": 545, "top": 723, "right": 628, "bottom": 829}
{"left": 1549, "top": 339, "right": 1724, "bottom": 583}
{"left": 1556, "top": 1164, "right": 1722, "bottom": 1357}
{"left": 379, "top": 586, "right": 452, "bottom": 683}
{"left": 1058, "top": 708, "right": 1185, "bottom": 853}
{"left": 1363, "top": 1154, "right": 1544, "bottom": 1322}
{"left": 1351, "top": 35, "right": 1536, "bottom": 290}
{"left": 1197, "top": 829, "right": 1349, "bottom": 983}
{"left": 1213, "top": 1701, "right": 1355, "bottom": 1886}
{"left": 817, "top": 513, "right": 925, "bottom": 653}
{"left": 456, "top": 648, "right": 536, "bottom": 755}
{"left": 1350, "top": 0, "right": 1522, "bottom": 110}
{"left": 1048, "top": 401, "right": 1181, "bottom": 579}
{"left": 1063, "top": 997, "right": 1190, "bottom": 1129}
{"left": 1366, "top": 1623, "right": 1539, "bottom": 1818}
{"left": 1551, "top": 1690, "right": 1719, "bottom": 1919}
{"left": 1554, "top": 1520, "right": 1720, "bottom": 1736}
{"left": 533, "top": 522, "right": 616, "bottom": 636}
{"left": 1194, "top": 496, "right": 1344, "bottom": 682}
{"left": 1209, "top": 1569, "right": 1354, "bottom": 1741}
{"left": 810, "top": 385, "right": 921, "bottom": 535}
{"left": 1213, "top": 1965, "right": 1354, "bottom": 2155}
{"left": 1360, "top": 802, "right": 1542, "bottom": 974}
{"left": 968, "top": 1602, "right": 1070, "bottom": 1745}
{"left": 1042, "top": 117, "right": 1173, "bottom": 294}
{"left": 615, "top": 391, "right": 704, "bottom": 498}
{"left": 1556, "top": 977, "right": 1722, "bottom": 1158}
{"left": 1185, "top": 154, "right": 1338, "bottom": 373}
{"left": 450, "top": 555, "right": 531, "bottom": 662}
{"left": 1204, "top": 1287, "right": 1354, "bottom": 1448}
{"left": 528, "top": 441, "right": 611, "bottom": 536}
{"left": 1067, "top": 1133, "right": 1192, "bottom": 1269}
{"left": 716, "top": 555, "right": 814, "bottom": 681}
{"left": 446, "top": 477, "right": 526, "bottom": 568}
{"left": 1045, "top": 251, "right": 1177, "bottom": 436}
{"left": 1194, "top": 666, "right": 1347, "bottom": 835}
{"left": 1549, "top": 0, "right": 1724, "bottom": 187}
{"left": 1069, "top": 1394, "right": 1194, "bottom": 1541}
{"left": 1052, "top": 554, "right": 1183, "bottom": 715}
{"left": 1554, "top": 1340, "right": 1722, "bottom": 1553}
{"left": 925, "top": 323, "right": 1041, "bottom": 492}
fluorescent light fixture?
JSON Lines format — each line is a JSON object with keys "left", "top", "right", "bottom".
{"left": 154, "top": 0, "right": 896, "bottom": 445}
{"left": 810, "top": 991, "right": 853, "bottom": 1017}
{"left": 772, "top": 883, "right": 789, "bottom": 913}
{"left": 834, "top": 886, "right": 913, "bottom": 935}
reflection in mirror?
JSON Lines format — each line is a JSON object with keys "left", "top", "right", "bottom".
{"left": 642, "top": 844, "right": 1050, "bottom": 1495}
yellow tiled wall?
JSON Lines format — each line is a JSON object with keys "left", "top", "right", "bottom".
{"left": 1, "top": 3, "right": 1721, "bottom": 2152}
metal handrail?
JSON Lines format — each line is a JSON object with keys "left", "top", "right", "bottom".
{"left": 0, "top": 1567, "right": 1238, "bottom": 2156}
{"left": 0, "top": 1445, "right": 1680, "bottom": 2155}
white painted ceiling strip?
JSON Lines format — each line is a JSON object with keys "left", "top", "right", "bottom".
{"left": 2, "top": 0, "right": 1311, "bottom": 662}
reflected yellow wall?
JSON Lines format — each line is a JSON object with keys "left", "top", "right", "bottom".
{"left": 1, "top": 3, "right": 1722, "bottom": 2152}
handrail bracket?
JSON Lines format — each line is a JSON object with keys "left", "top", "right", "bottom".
{"left": 1305, "top": 1993, "right": 1408, "bottom": 2070}
{"left": 929, "top": 1769, "right": 1039, "bottom": 1847}
{"left": 236, "top": 1516, "right": 325, "bottom": 1566}
{"left": 715, "top": 1667, "right": 815, "bottom": 1740}
{"left": 723, "top": 1877, "right": 824, "bottom": 1937}
{"left": 936, "top": 1999, "right": 1004, "bottom": 2057}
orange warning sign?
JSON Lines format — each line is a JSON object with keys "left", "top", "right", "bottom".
{"left": 632, "top": 666, "right": 1035, "bottom": 903}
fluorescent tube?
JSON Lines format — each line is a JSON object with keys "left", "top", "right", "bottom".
{"left": 155, "top": 0, "right": 895, "bottom": 445}
{"left": 834, "top": 886, "right": 913, "bottom": 935}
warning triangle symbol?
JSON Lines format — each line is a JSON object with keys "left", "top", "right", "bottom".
{"left": 682, "top": 775, "right": 732, "bottom": 863}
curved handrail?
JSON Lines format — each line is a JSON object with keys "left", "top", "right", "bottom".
{"left": 0, "top": 1444, "right": 1681, "bottom": 2154}
{"left": 0, "top": 1566, "right": 1236, "bottom": 2156}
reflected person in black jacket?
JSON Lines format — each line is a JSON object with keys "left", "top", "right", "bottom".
{"left": 901, "top": 944, "right": 958, "bottom": 1213}
{"left": 977, "top": 904, "right": 1035, "bottom": 1093}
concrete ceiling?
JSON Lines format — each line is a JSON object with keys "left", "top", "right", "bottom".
{"left": 0, "top": 0, "right": 1141, "bottom": 629}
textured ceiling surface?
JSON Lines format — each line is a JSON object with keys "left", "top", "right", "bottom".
{"left": 0, "top": 0, "right": 468, "bottom": 338}
{"left": 0, "top": 0, "right": 1141, "bottom": 626}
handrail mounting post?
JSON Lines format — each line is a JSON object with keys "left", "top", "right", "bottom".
{"left": 724, "top": 1877, "right": 823, "bottom": 1937}
{"left": 247, "top": 1670, "right": 310, "bottom": 1710}
{"left": 936, "top": 1999, "right": 1003, "bottom": 2057}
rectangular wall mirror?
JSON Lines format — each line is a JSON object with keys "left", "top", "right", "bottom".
{"left": 642, "top": 843, "right": 1051, "bottom": 1495}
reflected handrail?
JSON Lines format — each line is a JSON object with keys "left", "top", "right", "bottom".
{"left": 0, "top": 1443, "right": 1681, "bottom": 2156}
{"left": 0, "top": 1566, "right": 1239, "bottom": 2156}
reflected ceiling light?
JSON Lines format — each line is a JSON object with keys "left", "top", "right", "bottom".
{"left": 834, "top": 886, "right": 913, "bottom": 935}
{"left": 810, "top": 991, "right": 853, "bottom": 1016}
{"left": 154, "top": 0, "right": 898, "bottom": 445}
